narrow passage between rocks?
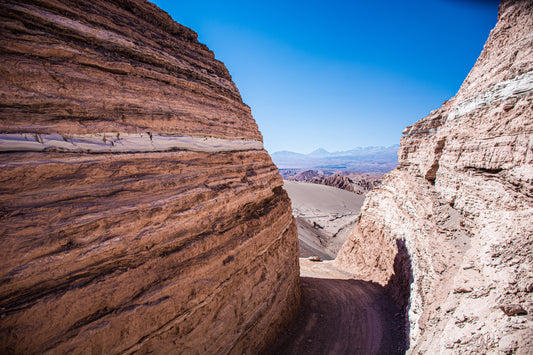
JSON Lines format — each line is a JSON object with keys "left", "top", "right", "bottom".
{"left": 266, "top": 260, "right": 406, "bottom": 355}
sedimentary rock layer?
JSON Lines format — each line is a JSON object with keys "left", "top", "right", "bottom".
{"left": 0, "top": 0, "right": 260, "bottom": 140}
{"left": 336, "top": 0, "right": 533, "bottom": 353}
{"left": 0, "top": 0, "right": 299, "bottom": 353}
{"left": 0, "top": 132, "right": 263, "bottom": 153}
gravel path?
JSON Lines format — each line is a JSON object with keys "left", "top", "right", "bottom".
{"left": 266, "top": 260, "right": 406, "bottom": 355}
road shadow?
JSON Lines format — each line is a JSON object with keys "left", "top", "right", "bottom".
{"left": 265, "top": 277, "right": 406, "bottom": 355}
{"left": 385, "top": 238, "right": 413, "bottom": 352}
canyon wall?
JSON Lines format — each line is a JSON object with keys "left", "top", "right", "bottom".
{"left": 0, "top": 0, "right": 300, "bottom": 353}
{"left": 336, "top": 0, "right": 533, "bottom": 353}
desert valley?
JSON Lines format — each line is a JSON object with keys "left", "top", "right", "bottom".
{"left": 0, "top": 0, "right": 532, "bottom": 354}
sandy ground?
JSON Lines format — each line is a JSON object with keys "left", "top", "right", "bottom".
{"left": 283, "top": 181, "right": 365, "bottom": 259}
{"left": 266, "top": 182, "right": 405, "bottom": 354}
{"left": 266, "top": 259, "right": 405, "bottom": 355}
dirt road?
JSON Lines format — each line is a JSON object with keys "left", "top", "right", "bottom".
{"left": 266, "top": 260, "right": 406, "bottom": 354}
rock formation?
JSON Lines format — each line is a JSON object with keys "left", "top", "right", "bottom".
{"left": 307, "top": 173, "right": 383, "bottom": 195}
{"left": 284, "top": 170, "right": 383, "bottom": 195}
{"left": 0, "top": 0, "right": 299, "bottom": 353}
{"left": 290, "top": 169, "right": 323, "bottom": 181}
{"left": 336, "top": 0, "right": 533, "bottom": 353}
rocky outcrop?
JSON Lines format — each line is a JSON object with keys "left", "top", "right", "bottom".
{"left": 308, "top": 173, "right": 382, "bottom": 195}
{"left": 290, "top": 169, "right": 322, "bottom": 181}
{"left": 336, "top": 0, "right": 533, "bottom": 353}
{"left": 315, "top": 174, "right": 357, "bottom": 193}
{"left": 0, "top": 1, "right": 299, "bottom": 353}
{"left": 286, "top": 170, "right": 383, "bottom": 195}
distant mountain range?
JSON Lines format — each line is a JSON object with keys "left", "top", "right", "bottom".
{"left": 271, "top": 145, "right": 400, "bottom": 172}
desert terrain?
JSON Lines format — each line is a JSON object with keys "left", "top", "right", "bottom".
{"left": 266, "top": 181, "right": 406, "bottom": 353}
{"left": 283, "top": 180, "right": 365, "bottom": 259}
{"left": 283, "top": 169, "right": 384, "bottom": 195}
{"left": 1, "top": 0, "right": 531, "bottom": 353}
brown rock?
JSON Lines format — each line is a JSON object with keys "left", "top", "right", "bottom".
{"left": 313, "top": 174, "right": 357, "bottom": 193}
{"left": 291, "top": 169, "right": 323, "bottom": 181}
{"left": 335, "top": 0, "right": 533, "bottom": 353}
{"left": 0, "top": 0, "right": 299, "bottom": 353}
{"left": 500, "top": 304, "right": 527, "bottom": 316}
{"left": 0, "top": 0, "right": 260, "bottom": 140}
{"left": 453, "top": 287, "right": 473, "bottom": 294}
{"left": 288, "top": 171, "right": 383, "bottom": 195}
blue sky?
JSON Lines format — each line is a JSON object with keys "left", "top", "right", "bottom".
{"left": 152, "top": 0, "right": 499, "bottom": 154}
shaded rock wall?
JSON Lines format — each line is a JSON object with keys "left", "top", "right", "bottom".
{"left": 0, "top": 0, "right": 300, "bottom": 353}
{"left": 336, "top": 0, "right": 533, "bottom": 353}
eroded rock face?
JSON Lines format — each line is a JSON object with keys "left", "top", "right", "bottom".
{"left": 0, "top": 1, "right": 299, "bottom": 353}
{"left": 335, "top": 0, "right": 533, "bottom": 353}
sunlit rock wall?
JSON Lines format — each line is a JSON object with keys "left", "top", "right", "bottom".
{"left": 0, "top": 0, "right": 300, "bottom": 353}
{"left": 336, "top": 0, "right": 533, "bottom": 353}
